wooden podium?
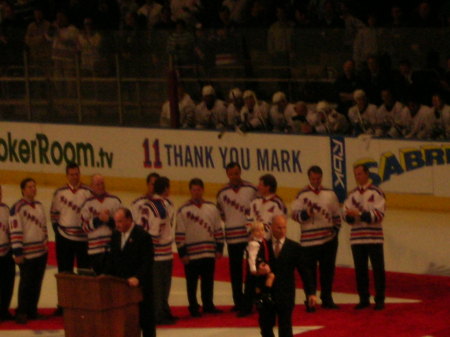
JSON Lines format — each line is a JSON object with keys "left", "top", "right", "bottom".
{"left": 56, "top": 273, "right": 143, "bottom": 337}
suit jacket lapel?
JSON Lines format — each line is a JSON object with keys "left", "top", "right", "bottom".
{"left": 277, "top": 238, "right": 290, "bottom": 259}
{"left": 120, "top": 226, "right": 137, "bottom": 253}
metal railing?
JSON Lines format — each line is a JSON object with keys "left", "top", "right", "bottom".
{"left": 1, "top": 27, "right": 449, "bottom": 126}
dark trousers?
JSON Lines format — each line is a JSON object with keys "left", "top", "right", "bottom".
{"left": 351, "top": 244, "right": 385, "bottom": 303}
{"left": 227, "top": 242, "right": 247, "bottom": 308}
{"left": 258, "top": 303, "right": 294, "bottom": 337}
{"left": 301, "top": 237, "right": 338, "bottom": 303}
{"left": 153, "top": 259, "right": 173, "bottom": 322}
{"left": 241, "top": 272, "right": 257, "bottom": 313}
{"left": 140, "top": 287, "right": 156, "bottom": 337}
{"left": 17, "top": 254, "right": 47, "bottom": 317}
{"left": 0, "top": 252, "right": 15, "bottom": 317}
{"left": 55, "top": 229, "right": 90, "bottom": 273}
{"left": 184, "top": 257, "right": 215, "bottom": 311}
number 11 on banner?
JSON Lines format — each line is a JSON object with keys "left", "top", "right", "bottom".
{"left": 143, "top": 138, "right": 162, "bottom": 168}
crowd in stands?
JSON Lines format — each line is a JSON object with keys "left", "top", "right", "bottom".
{"left": 1, "top": 0, "right": 450, "bottom": 138}
{"left": 160, "top": 56, "right": 450, "bottom": 140}
{"left": 1, "top": 1, "right": 450, "bottom": 73}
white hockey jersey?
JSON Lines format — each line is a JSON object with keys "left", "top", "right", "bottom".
{"left": 141, "top": 195, "right": 174, "bottom": 261}
{"left": 160, "top": 93, "right": 195, "bottom": 128}
{"left": 0, "top": 203, "right": 11, "bottom": 257}
{"left": 131, "top": 194, "right": 152, "bottom": 227}
{"left": 291, "top": 185, "right": 341, "bottom": 247}
{"left": 348, "top": 103, "right": 378, "bottom": 134}
{"left": 9, "top": 199, "right": 48, "bottom": 259}
{"left": 404, "top": 105, "right": 435, "bottom": 139}
{"left": 344, "top": 184, "right": 385, "bottom": 245}
{"left": 51, "top": 184, "right": 92, "bottom": 241}
{"left": 248, "top": 194, "right": 287, "bottom": 240}
{"left": 175, "top": 199, "right": 224, "bottom": 260}
{"left": 194, "top": 99, "right": 227, "bottom": 129}
{"left": 239, "top": 101, "right": 270, "bottom": 130}
{"left": 81, "top": 193, "right": 122, "bottom": 255}
{"left": 216, "top": 181, "right": 257, "bottom": 244}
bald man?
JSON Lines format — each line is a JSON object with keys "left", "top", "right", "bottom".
{"left": 105, "top": 208, "right": 155, "bottom": 337}
{"left": 257, "top": 215, "right": 315, "bottom": 337}
{"left": 80, "top": 174, "right": 121, "bottom": 273}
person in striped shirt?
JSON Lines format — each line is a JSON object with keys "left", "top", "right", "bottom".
{"left": 140, "top": 176, "right": 176, "bottom": 325}
{"left": 9, "top": 178, "right": 48, "bottom": 324}
{"left": 80, "top": 174, "right": 121, "bottom": 274}
{"left": 291, "top": 165, "right": 341, "bottom": 312}
{"left": 176, "top": 178, "right": 224, "bottom": 317}
{"left": 344, "top": 164, "right": 386, "bottom": 310}
{"left": 0, "top": 185, "right": 15, "bottom": 321}
{"left": 216, "top": 162, "right": 257, "bottom": 313}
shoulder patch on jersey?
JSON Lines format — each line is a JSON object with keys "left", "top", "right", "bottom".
{"left": 147, "top": 199, "right": 167, "bottom": 219}
{"left": 295, "top": 187, "right": 310, "bottom": 198}
{"left": 53, "top": 186, "right": 70, "bottom": 195}
{"left": 368, "top": 185, "right": 385, "bottom": 198}
{"left": 132, "top": 195, "right": 149, "bottom": 205}
{"left": 106, "top": 194, "right": 122, "bottom": 203}
{"left": 272, "top": 195, "right": 286, "bottom": 212}
{"left": 241, "top": 181, "right": 257, "bottom": 190}
{"left": 177, "top": 201, "right": 193, "bottom": 213}
{"left": 10, "top": 199, "right": 27, "bottom": 216}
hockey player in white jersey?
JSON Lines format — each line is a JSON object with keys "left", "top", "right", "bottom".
{"left": 313, "top": 101, "right": 349, "bottom": 135}
{"left": 51, "top": 162, "right": 92, "bottom": 274}
{"left": 226, "top": 87, "right": 244, "bottom": 130}
{"left": 140, "top": 176, "right": 177, "bottom": 325}
{"left": 0, "top": 185, "right": 15, "bottom": 321}
{"left": 237, "top": 90, "right": 270, "bottom": 132}
{"left": 291, "top": 166, "right": 341, "bottom": 312}
{"left": 348, "top": 89, "right": 379, "bottom": 135}
{"left": 377, "top": 88, "right": 406, "bottom": 138}
{"left": 248, "top": 174, "right": 287, "bottom": 240}
{"left": 269, "top": 91, "right": 294, "bottom": 133}
{"left": 176, "top": 178, "right": 224, "bottom": 317}
{"left": 9, "top": 178, "right": 48, "bottom": 324}
{"left": 131, "top": 172, "right": 160, "bottom": 227}
{"left": 160, "top": 84, "right": 195, "bottom": 128}
{"left": 80, "top": 174, "right": 121, "bottom": 273}
{"left": 344, "top": 164, "right": 386, "bottom": 310}
{"left": 194, "top": 85, "right": 227, "bottom": 130}
{"left": 216, "top": 162, "right": 257, "bottom": 314}
{"left": 404, "top": 97, "right": 435, "bottom": 139}
{"left": 430, "top": 92, "right": 450, "bottom": 139}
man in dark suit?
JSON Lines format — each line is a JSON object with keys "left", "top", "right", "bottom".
{"left": 104, "top": 207, "right": 155, "bottom": 337}
{"left": 257, "top": 215, "right": 314, "bottom": 337}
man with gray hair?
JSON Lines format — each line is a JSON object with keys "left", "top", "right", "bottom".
{"left": 81, "top": 174, "right": 122, "bottom": 274}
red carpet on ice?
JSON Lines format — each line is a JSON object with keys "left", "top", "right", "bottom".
{"left": 1, "top": 243, "right": 449, "bottom": 337}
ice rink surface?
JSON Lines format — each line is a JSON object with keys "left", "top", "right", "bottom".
{"left": 1, "top": 183, "right": 448, "bottom": 337}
